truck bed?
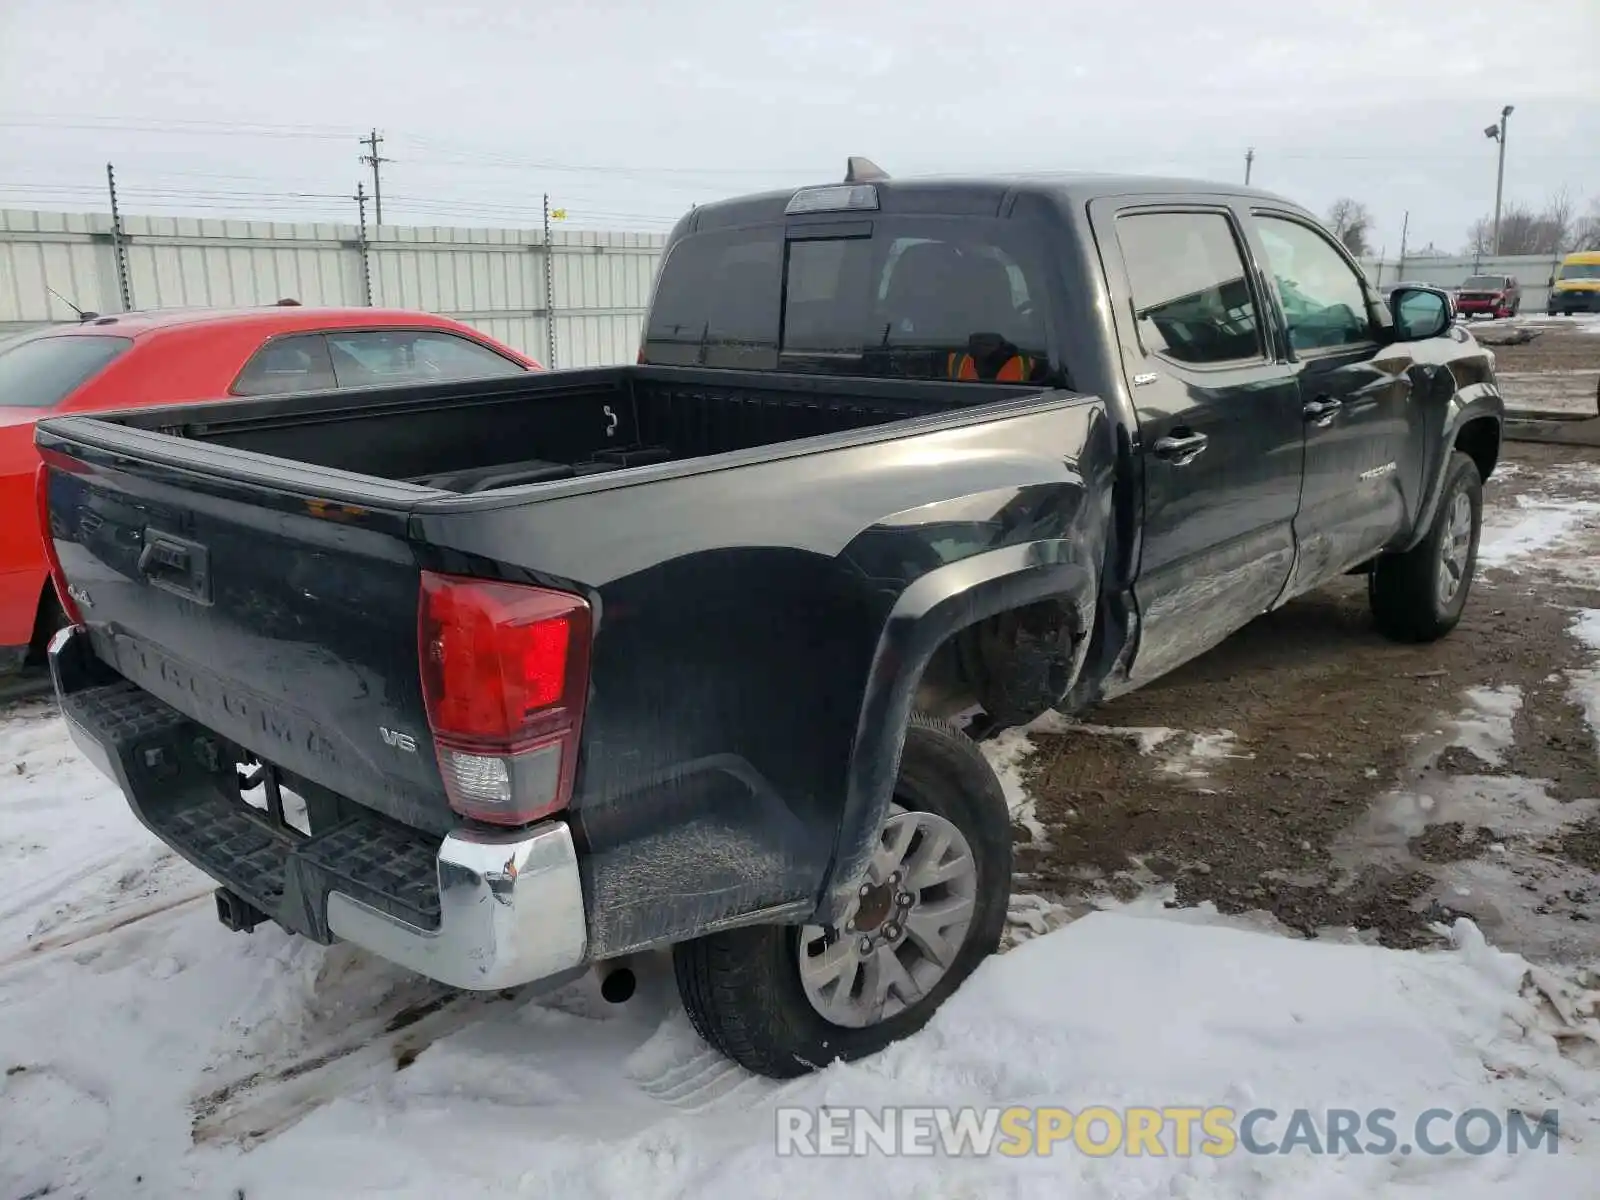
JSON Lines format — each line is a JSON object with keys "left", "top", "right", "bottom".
{"left": 94, "top": 365, "right": 1030, "bottom": 494}
{"left": 38, "top": 364, "right": 1109, "bottom": 959}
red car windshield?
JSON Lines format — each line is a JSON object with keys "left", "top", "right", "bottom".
{"left": 0, "top": 333, "right": 133, "bottom": 407}
{"left": 1459, "top": 276, "right": 1508, "bottom": 291}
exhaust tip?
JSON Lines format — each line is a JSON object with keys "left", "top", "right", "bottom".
{"left": 599, "top": 965, "right": 637, "bottom": 1004}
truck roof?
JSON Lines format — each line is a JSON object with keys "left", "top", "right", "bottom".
{"left": 683, "top": 170, "right": 1306, "bottom": 234}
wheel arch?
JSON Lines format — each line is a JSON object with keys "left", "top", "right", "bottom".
{"left": 817, "top": 540, "right": 1097, "bottom": 923}
{"left": 1401, "top": 399, "right": 1501, "bottom": 555}
{"left": 1454, "top": 415, "right": 1500, "bottom": 484}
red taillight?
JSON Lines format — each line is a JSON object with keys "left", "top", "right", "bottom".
{"left": 418, "top": 571, "right": 591, "bottom": 826}
{"left": 34, "top": 463, "right": 83, "bottom": 626}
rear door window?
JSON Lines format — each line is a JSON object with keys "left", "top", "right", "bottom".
{"left": 231, "top": 334, "right": 337, "bottom": 396}
{"left": 0, "top": 334, "right": 133, "bottom": 407}
{"left": 1114, "top": 212, "right": 1264, "bottom": 365}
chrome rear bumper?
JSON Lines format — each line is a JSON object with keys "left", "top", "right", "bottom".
{"left": 325, "top": 821, "right": 588, "bottom": 991}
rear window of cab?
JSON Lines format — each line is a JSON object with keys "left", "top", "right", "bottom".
{"left": 641, "top": 218, "right": 1060, "bottom": 385}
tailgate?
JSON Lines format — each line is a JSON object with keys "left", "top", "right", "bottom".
{"left": 37, "top": 419, "right": 451, "bottom": 834}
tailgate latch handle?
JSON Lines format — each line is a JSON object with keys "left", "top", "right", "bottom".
{"left": 137, "top": 529, "right": 212, "bottom": 605}
{"left": 138, "top": 538, "right": 189, "bottom": 573}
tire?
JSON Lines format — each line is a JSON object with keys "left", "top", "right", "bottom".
{"left": 1368, "top": 450, "right": 1482, "bottom": 643}
{"left": 672, "top": 713, "right": 1012, "bottom": 1078}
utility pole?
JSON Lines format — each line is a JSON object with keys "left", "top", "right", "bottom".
{"left": 354, "top": 182, "right": 373, "bottom": 306}
{"left": 543, "top": 193, "right": 557, "bottom": 368}
{"left": 1397, "top": 210, "right": 1410, "bottom": 281}
{"left": 106, "top": 162, "right": 132, "bottom": 311}
{"left": 359, "top": 128, "right": 390, "bottom": 226}
{"left": 1484, "top": 105, "right": 1513, "bottom": 256}
{"left": 1244, "top": 147, "right": 1255, "bottom": 185}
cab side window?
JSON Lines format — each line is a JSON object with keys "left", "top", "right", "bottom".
{"left": 324, "top": 330, "right": 525, "bottom": 387}
{"left": 232, "top": 334, "right": 336, "bottom": 395}
{"left": 1254, "top": 216, "right": 1374, "bottom": 352}
{"left": 1115, "top": 211, "right": 1263, "bottom": 366}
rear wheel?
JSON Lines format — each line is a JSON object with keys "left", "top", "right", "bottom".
{"left": 672, "top": 713, "right": 1011, "bottom": 1078}
{"left": 1368, "top": 451, "right": 1482, "bottom": 643}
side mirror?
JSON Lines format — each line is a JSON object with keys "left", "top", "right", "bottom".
{"left": 1390, "top": 286, "right": 1453, "bottom": 341}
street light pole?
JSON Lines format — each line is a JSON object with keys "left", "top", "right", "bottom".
{"left": 1484, "top": 104, "right": 1513, "bottom": 256}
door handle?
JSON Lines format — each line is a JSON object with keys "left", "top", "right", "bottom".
{"left": 1152, "top": 431, "right": 1209, "bottom": 463}
{"left": 1303, "top": 396, "right": 1342, "bottom": 426}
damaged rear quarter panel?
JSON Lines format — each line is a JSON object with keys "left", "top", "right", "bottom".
{"left": 410, "top": 395, "right": 1116, "bottom": 955}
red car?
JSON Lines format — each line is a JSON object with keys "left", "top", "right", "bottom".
{"left": 1453, "top": 274, "right": 1522, "bottom": 319}
{"left": 1, "top": 305, "right": 539, "bottom": 673}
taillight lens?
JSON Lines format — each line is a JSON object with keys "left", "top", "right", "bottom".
{"left": 418, "top": 571, "right": 591, "bottom": 826}
{"left": 34, "top": 463, "right": 84, "bottom": 626}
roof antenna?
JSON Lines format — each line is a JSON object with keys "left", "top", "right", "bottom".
{"left": 46, "top": 284, "right": 98, "bottom": 323}
{"left": 845, "top": 156, "right": 889, "bottom": 183}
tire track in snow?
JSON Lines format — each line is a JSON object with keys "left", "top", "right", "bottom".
{"left": 190, "top": 989, "right": 517, "bottom": 1148}
{"left": 630, "top": 1043, "right": 772, "bottom": 1113}
{"left": 0, "top": 889, "right": 211, "bottom": 972}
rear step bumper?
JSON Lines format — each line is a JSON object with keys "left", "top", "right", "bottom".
{"left": 48, "top": 624, "right": 589, "bottom": 991}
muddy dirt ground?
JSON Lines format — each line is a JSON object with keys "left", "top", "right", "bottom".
{"left": 1488, "top": 317, "right": 1600, "bottom": 374}
{"left": 1013, "top": 441, "right": 1600, "bottom": 961}
{"left": 1482, "top": 318, "right": 1599, "bottom": 424}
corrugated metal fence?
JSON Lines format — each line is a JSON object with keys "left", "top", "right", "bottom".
{"left": 0, "top": 208, "right": 668, "bottom": 366}
{"left": 1358, "top": 254, "right": 1569, "bottom": 313}
{"left": 4, "top": 208, "right": 1580, "bottom": 364}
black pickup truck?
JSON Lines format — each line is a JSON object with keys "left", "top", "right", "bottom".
{"left": 36, "top": 163, "right": 1502, "bottom": 1079}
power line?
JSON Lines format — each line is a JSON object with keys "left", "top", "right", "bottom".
{"left": 0, "top": 178, "right": 681, "bottom": 229}
{"left": 0, "top": 118, "right": 356, "bottom": 140}
{"left": 5, "top": 112, "right": 1596, "bottom": 172}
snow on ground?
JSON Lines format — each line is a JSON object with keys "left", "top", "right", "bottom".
{"left": 1478, "top": 461, "right": 1600, "bottom": 588}
{"left": 8, "top": 451, "right": 1600, "bottom": 1195}
{"left": 1479, "top": 494, "right": 1600, "bottom": 574}
{"left": 1572, "top": 610, "right": 1600, "bottom": 754}
{"left": 4, "top": 703, "right": 1599, "bottom": 1198}
{"left": 1331, "top": 682, "right": 1600, "bottom": 964}
{"left": 980, "top": 710, "right": 1075, "bottom": 844}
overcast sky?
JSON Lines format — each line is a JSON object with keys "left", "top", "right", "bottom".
{"left": 2, "top": 0, "right": 1596, "bottom": 255}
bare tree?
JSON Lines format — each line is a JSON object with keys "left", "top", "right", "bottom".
{"left": 1464, "top": 217, "right": 1493, "bottom": 258}
{"left": 1326, "top": 198, "right": 1374, "bottom": 256}
{"left": 1463, "top": 190, "right": 1584, "bottom": 256}
{"left": 1497, "top": 204, "right": 1543, "bottom": 255}
{"left": 1542, "top": 187, "right": 1575, "bottom": 252}
{"left": 1575, "top": 197, "right": 1600, "bottom": 251}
